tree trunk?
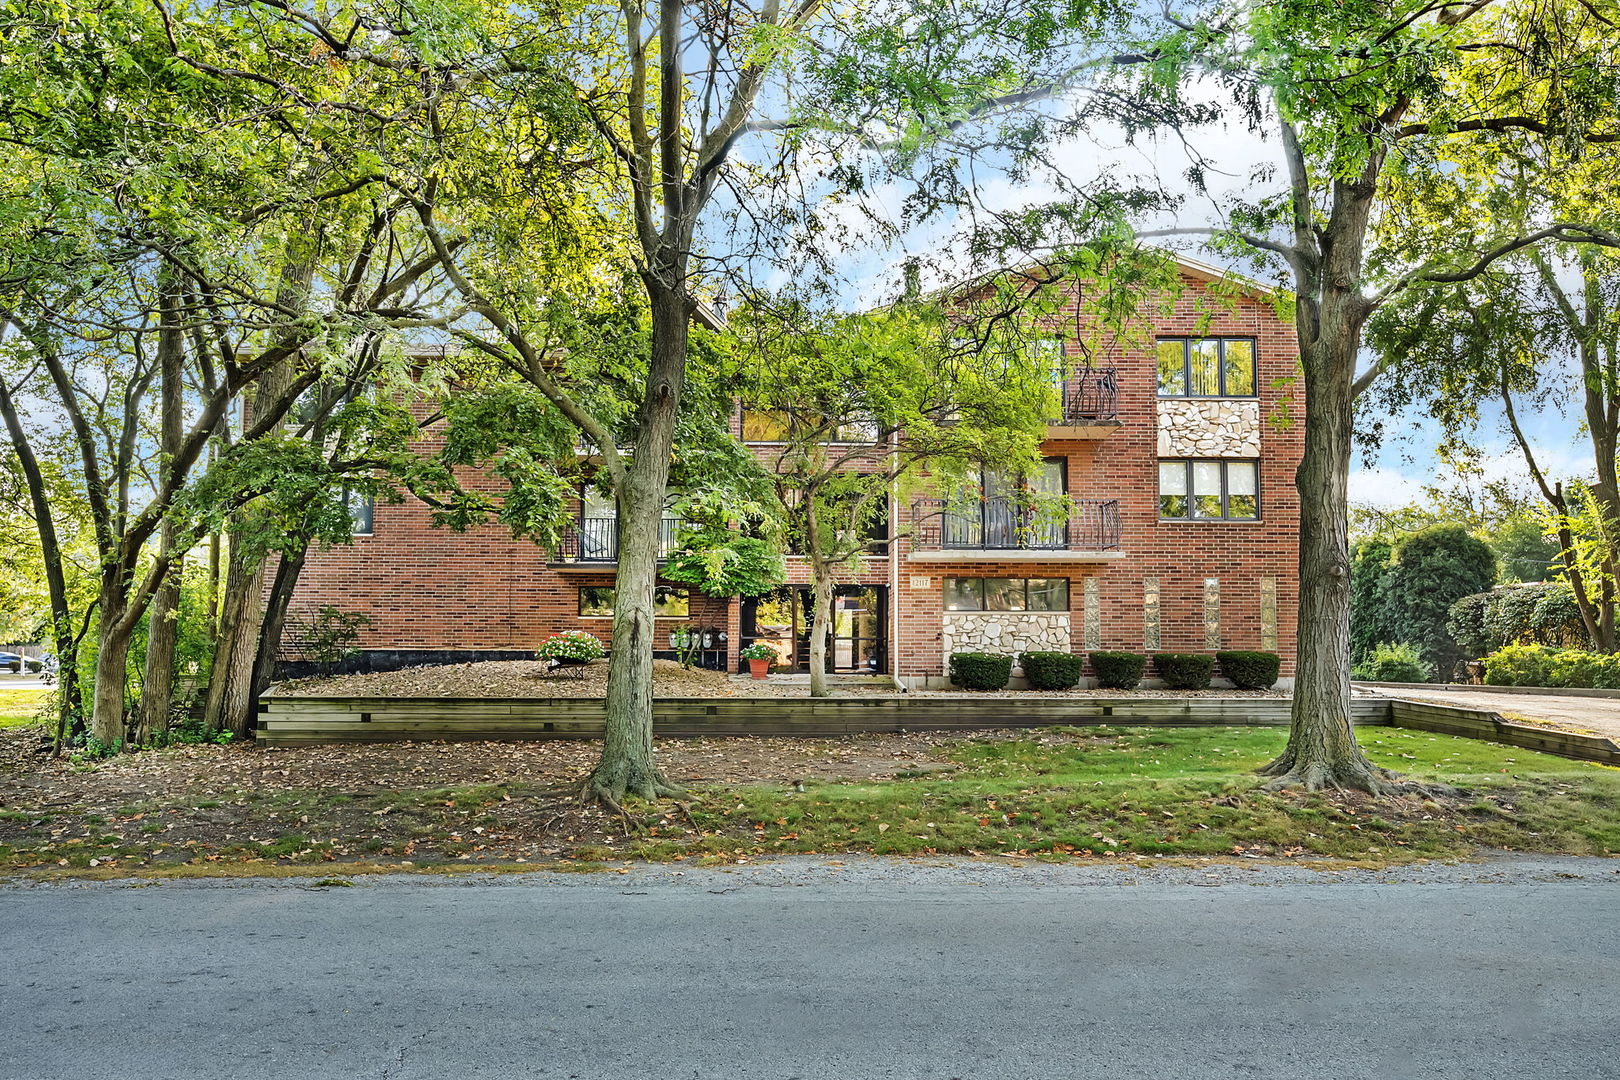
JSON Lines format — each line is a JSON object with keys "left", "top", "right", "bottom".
{"left": 584, "top": 279, "right": 689, "bottom": 807}
{"left": 808, "top": 559, "right": 834, "bottom": 698}
{"left": 251, "top": 543, "right": 308, "bottom": 697}
{"left": 136, "top": 283, "right": 186, "bottom": 745}
{"left": 89, "top": 578, "right": 133, "bottom": 749}
{"left": 203, "top": 532, "right": 267, "bottom": 738}
{"left": 0, "top": 378, "right": 83, "bottom": 744}
{"left": 1259, "top": 181, "right": 1392, "bottom": 793}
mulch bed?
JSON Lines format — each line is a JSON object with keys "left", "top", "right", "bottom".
{"left": 274, "top": 658, "right": 1293, "bottom": 699}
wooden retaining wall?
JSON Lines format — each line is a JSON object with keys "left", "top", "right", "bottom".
{"left": 256, "top": 694, "right": 1392, "bottom": 746}
{"left": 1386, "top": 700, "right": 1620, "bottom": 767}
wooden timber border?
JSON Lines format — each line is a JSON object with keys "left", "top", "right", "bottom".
{"left": 254, "top": 693, "right": 1619, "bottom": 766}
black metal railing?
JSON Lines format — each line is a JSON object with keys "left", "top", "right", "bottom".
{"left": 910, "top": 496, "right": 1121, "bottom": 552}
{"left": 559, "top": 516, "right": 686, "bottom": 562}
{"left": 1055, "top": 368, "right": 1119, "bottom": 423}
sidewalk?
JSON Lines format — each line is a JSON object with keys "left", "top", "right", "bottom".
{"left": 1361, "top": 685, "right": 1620, "bottom": 742}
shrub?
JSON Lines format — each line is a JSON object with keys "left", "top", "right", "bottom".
{"left": 1483, "top": 644, "right": 1620, "bottom": 689}
{"left": 949, "top": 652, "right": 1012, "bottom": 691}
{"left": 1352, "top": 642, "right": 1432, "bottom": 683}
{"left": 1089, "top": 651, "right": 1146, "bottom": 690}
{"left": 1153, "top": 653, "right": 1214, "bottom": 690}
{"left": 536, "top": 630, "right": 606, "bottom": 663}
{"left": 1216, "top": 651, "right": 1281, "bottom": 690}
{"left": 1019, "top": 651, "right": 1083, "bottom": 690}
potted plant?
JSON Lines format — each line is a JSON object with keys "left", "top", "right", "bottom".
{"left": 536, "top": 630, "right": 607, "bottom": 670}
{"left": 739, "top": 642, "right": 778, "bottom": 680}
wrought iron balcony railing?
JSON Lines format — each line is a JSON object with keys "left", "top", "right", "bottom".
{"left": 910, "top": 496, "right": 1121, "bottom": 553}
{"left": 1056, "top": 368, "right": 1119, "bottom": 424}
{"left": 558, "top": 516, "right": 686, "bottom": 562}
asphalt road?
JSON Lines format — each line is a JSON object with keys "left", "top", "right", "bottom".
{"left": 3, "top": 857, "right": 1617, "bottom": 1080}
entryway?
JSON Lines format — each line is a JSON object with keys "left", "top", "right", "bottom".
{"left": 739, "top": 585, "right": 888, "bottom": 674}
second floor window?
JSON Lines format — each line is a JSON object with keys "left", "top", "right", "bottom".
{"left": 1159, "top": 460, "right": 1259, "bottom": 520}
{"left": 344, "top": 487, "right": 374, "bottom": 536}
{"left": 1157, "top": 337, "right": 1256, "bottom": 397}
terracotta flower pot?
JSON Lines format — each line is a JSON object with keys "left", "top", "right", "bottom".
{"left": 747, "top": 657, "right": 770, "bottom": 680}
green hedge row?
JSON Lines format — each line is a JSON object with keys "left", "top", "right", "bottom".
{"left": 1483, "top": 644, "right": 1620, "bottom": 689}
{"left": 943, "top": 650, "right": 1281, "bottom": 691}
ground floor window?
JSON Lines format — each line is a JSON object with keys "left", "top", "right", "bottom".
{"left": 578, "top": 586, "right": 689, "bottom": 618}
{"left": 1158, "top": 460, "right": 1259, "bottom": 520}
{"left": 942, "top": 577, "right": 1070, "bottom": 612}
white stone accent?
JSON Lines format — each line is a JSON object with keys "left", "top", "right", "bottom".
{"left": 942, "top": 612, "right": 1071, "bottom": 662}
{"left": 1157, "top": 398, "right": 1261, "bottom": 457}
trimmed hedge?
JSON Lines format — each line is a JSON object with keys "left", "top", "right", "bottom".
{"left": 1153, "top": 652, "right": 1214, "bottom": 691}
{"left": 1020, "top": 651, "right": 1083, "bottom": 691}
{"left": 949, "top": 652, "right": 1013, "bottom": 691}
{"left": 1484, "top": 644, "right": 1620, "bottom": 689}
{"left": 1089, "top": 651, "right": 1146, "bottom": 690}
{"left": 1216, "top": 650, "right": 1281, "bottom": 690}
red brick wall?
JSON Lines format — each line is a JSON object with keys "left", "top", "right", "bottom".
{"left": 287, "top": 264, "right": 1301, "bottom": 678}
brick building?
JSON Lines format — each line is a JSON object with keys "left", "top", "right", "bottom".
{"left": 286, "top": 258, "right": 1303, "bottom": 687}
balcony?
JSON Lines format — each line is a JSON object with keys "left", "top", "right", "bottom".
{"left": 1048, "top": 368, "right": 1121, "bottom": 439}
{"left": 909, "top": 496, "right": 1123, "bottom": 562}
{"left": 556, "top": 516, "right": 685, "bottom": 565}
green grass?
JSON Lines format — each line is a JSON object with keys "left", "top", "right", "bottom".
{"left": 0, "top": 688, "right": 48, "bottom": 729}
{"left": 1, "top": 726, "right": 1616, "bottom": 876}
{"left": 625, "top": 727, "right": 1620, "bottom": 863}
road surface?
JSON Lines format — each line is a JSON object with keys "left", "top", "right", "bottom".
{"left": 3, "top": 857, "right": 1617, "bottom": 1079}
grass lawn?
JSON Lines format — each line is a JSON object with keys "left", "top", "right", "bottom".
{"left": 0, "top": 688, "right": 48, "bottom": 729}
{"left": 0, "top": 725, "right": 1615, "bottom": 877}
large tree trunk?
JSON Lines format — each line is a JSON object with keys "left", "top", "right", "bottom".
{"left": 1259, "top": 179, "right": 1391, "bottom": 793}
{"left": 584, "top": 280, "right": 689, "bottom": 807}
{"left": 136, "top": 283, "right": 186, "bottom": 745}
{"left": 808, "top": 558, "right": 834, "bottom": 698}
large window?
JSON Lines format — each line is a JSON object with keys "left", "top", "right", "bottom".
{"left": 943, "top": 577, "right": 1070, "bottom": 612}
{"left": 1159, "top": 460, "right": 1259, "bottom": 520}
{"left": 579, "top": 586, "right": 690, "bottom": 618}
{"left": 1156, "top": 337, "right": 1256, "bottom": 397}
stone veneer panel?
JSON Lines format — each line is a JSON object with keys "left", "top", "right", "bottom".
{"left": 1260, "top": 576, "right": 1278, "bottom": 651}
{"left": 942, "top": 612, "right": 1071, "bottom": 659}
{"left": 1083, "top": 578, "right": 1101, "bottom": 650}
{"left": 1203, "top": 577, "right": 1220, "bottom": 649}
{"left": 1157, "top": 398, "right": 1262, "bottom": 457}
{"left": 1142, "top": 576, "right": 1160, "bottom": 651}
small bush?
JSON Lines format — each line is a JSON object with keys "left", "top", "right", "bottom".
{"left": 1089, "top": 651, "right": 1146, "bottom": 690}
{"left": 1153, "top": 653, "right": 1214, "bottom": 690}
{"left": 1216, "top": 651, "right": 1281, "bottom": 690}
{"left": 1352, "top": 642, "right": 1432, "bottom": 683}
{"left": 1019, "top": 651, "right": 1083, "bottom": 691}
{"left": 949, "top": 652, "right": 1013, "bottom": 691}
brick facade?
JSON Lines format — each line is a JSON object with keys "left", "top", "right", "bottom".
{"left": 286, "top": 262, "right": 1302, "bottom": 684}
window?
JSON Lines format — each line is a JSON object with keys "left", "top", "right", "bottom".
{"left": 1158, "top": 460, "right": 1259, "bottom": 520}
{"left": 344, "top": 487, "right": 374, "bottom": 536}
{"left": 740, "top": 407, "right": 880, "bottom": 444}
{"left": 1156, "top": 338, "right": 1256, "bottom": 397}
{"left": 578, "top": 586, "right": 690, "bottom": 618}
{"left": 943, "top": 577, "right": 1070, "bottom": 612}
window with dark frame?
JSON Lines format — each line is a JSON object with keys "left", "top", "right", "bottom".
{"left": 578, "top": 586, "right": 690, "bottom": 618}
{"left": 942, "top": 577, "right": 1070, "bottom": 612}
{"left": 1158, "top": 460, "right": 1259, "bottom": 520}
{"left": 1156, "top": 337, "right": 1257, "bottom": 397}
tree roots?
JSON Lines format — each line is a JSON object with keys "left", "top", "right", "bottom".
{"left": 1257, "top": 749, "right": 1461, "bottom": 799}
{"left": 580, "top": 761, "right": 688, "bottom": 830}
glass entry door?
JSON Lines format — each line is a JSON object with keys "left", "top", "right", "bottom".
{"left": 740, "top": 586, "right": 887, "bottom": 673}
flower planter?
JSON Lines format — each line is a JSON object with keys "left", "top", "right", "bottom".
{"left": 747, "top": 657, "right": 770, "bottom": 680}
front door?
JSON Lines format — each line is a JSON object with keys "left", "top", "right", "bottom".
{"left": 740, "top": 586, "right": 888, "bottom": 674}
